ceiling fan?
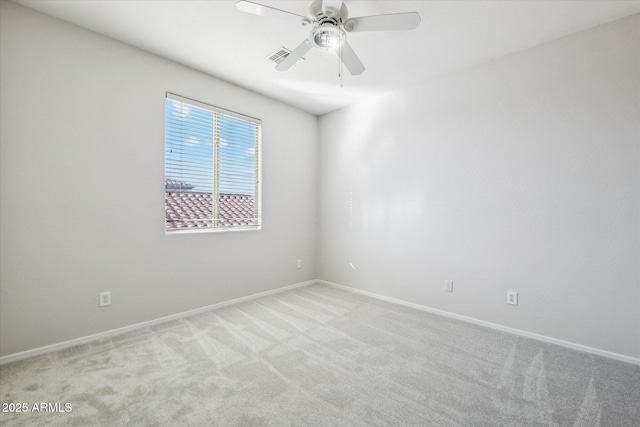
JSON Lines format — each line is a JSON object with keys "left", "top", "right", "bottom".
{"left": 236, "top": 0, "right": 421, "bottom": 76}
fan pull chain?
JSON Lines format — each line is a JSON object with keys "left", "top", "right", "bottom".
{"left": 339, "top": 31, "right": 344, "bottom": 88}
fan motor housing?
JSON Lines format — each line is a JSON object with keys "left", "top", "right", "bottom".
{"left": 309, "top": 0, "right": 348, "bottom": 21}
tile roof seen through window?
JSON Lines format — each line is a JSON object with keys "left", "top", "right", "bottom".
{"left": 165, "top": 179, "right": 255, "bottom": 230}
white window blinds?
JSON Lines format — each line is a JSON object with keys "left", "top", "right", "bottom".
{"left": 165, "top": 93, "right": 261, "bottom": 232}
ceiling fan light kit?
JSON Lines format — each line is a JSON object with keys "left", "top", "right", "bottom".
{"left": 236, "top": 0, "right": 421, "bottom": 79}
{"left": 310, "top": 25, "right": 345, "bottom": 49}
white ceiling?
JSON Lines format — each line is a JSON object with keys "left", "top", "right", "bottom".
{"left": 14, "top": 0, "right": 640, "bottom": 115}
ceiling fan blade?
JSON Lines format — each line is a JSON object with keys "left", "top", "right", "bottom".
{"left": 322, "top": 0, "right": 343, "bottom": 16}
{"left": 344, "top": 12, "right": 421, "bottom": 32}
{"left": 236, "top": 1, "right": 308, "bottom": 26}
{"left": 340, "top": 41, "right": 365, "bottom": 75}
{"left": 276, "top": 39, "right": 312, "bottom": 71}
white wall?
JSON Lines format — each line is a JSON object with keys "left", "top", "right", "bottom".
{"left": 2, "top": 1, "right": 639, "bottom": 363}
{"left": 0, "top": 1, "right": 318, "bottom": 357}
{"left": 317, "top": 15, "right": 640, "bottom": 359}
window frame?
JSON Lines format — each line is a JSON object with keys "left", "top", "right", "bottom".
{"left": 164, "top": 92, "right": 262, "bottom": 234}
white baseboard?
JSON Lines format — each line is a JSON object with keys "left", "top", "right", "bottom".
{"left": 4, "top": 279, "right": 638, "bottom": 367}
{"left": 0, "top": 280, "right": 315, "bottom": 366}
{"left": 317, "top": 280, "right": 640, "bottom": 366}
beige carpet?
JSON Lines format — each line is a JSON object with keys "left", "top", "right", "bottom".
{"left": 1, "top": 283, "right": 639, "bottom": 426}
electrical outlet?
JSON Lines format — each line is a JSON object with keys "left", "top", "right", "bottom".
{"left": 507, "top": 291, "right": 518, "bottom": 306}
{"left": 444, "top": 280, "right": 453, "bottom": 292}
{"left": 297, "top": 259, "right": 302, "bottom": 269}
{"left": 99, "top": 292, "right": 111, "bottom": 307}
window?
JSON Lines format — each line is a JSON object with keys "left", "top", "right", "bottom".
{"left": 164, "top": 93, "right": 261, "bottom": 232}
